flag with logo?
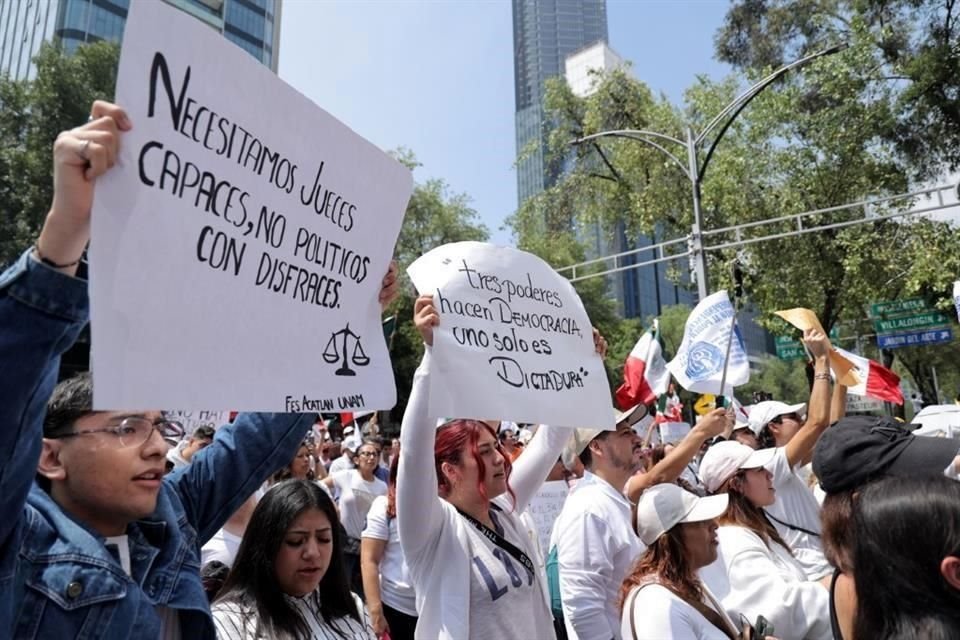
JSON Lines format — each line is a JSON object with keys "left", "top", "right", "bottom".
{"left": 833, "top": 346, "right": 904, "bottom": 405}
{"left": 616, "top": 319, "right": 671, "bottom": 409}
{"left": 667, "top": 290, "right": 750, "bottom": 394}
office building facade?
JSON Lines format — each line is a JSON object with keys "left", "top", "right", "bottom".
{"left": 513, "top": 0, "right": 607, "bottom": 204}
{"left": 1, "top": 0, "right": 281, "bottom": 81}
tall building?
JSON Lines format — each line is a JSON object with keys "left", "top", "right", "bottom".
{"left": 513, "top": 0, "right": 607, "bottom": 204}
{"left": 1, "top": 0, "right": 281, "bottom": 81}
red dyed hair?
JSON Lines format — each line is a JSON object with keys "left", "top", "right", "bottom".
{"left": 434, "top": 419, "right": 516, "bottom": 509}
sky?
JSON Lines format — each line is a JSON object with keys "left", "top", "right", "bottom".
{"left": 278, "top": 0, "right": 734, "bottom": 247}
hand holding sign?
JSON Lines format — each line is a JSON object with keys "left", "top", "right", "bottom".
{"left": 414, "top": 294, "right": 440, "bottom": 346}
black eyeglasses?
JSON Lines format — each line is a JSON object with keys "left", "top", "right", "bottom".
{"left": 357, "top": 451, "right": 379, "bottom": 458}
{"left": 51, "top": 416, "right": 185, "bottom": 448}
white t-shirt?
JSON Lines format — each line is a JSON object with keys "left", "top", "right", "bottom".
{"left": 201, "top": 528, "right": 243, "bottom": 569}
{"left": 329, "top": 454, "right": 355, "bottom": 475}
{"left": 764, "top": 447, "right": 831, "bottom": 579}
{"left": 465, "top": 507, "right": 554, "bottom": 640}
{"left": 621, "top": 584, "right": 734, "bottom": 640}
{"left": 361, "top": 496, "right": 417, "bottom": 616}
{"left": 331, "top": 470, "right": 387, "bottom": 540}
{"left": 212, "top": 592, "right": 374, "bottom": 639}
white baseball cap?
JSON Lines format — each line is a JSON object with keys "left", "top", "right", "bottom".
{"left": 563, "top": 404, "right": 648, "bottom": 459}
{"left": 746, "top": 401, "right": 806, "bottom": 435}
{"left": 636, "top": 483, "right": 729, "bottom": 546}
{"left": 699, "top": 441, "right": 777, "bottom": 493}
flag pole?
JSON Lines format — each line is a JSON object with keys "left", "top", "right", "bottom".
{"left": 717, "top": 260, "right": 744, "bottom": 406}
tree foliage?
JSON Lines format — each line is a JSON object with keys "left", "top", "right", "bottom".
{"left": 0, "top": 41, "right": 119, "bottom": 267}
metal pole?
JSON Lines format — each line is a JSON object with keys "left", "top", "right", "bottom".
{"left": 686, "top": 126, "right": 709, "bottom": 300}
{"left": 932, "top": 365, "right": 942, "bottom": 404}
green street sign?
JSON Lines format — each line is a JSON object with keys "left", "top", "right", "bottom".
{"left": 775, "top": 343, "right": 806, "bottom": 361}
{"left": 774, "top": 335, "right": 796, "bottom": 346}
{"left": 874, "top": 312, "right": 950, "bottom": 333}
{"left": 869, "top": 298, "right": 930, "bottom": 318}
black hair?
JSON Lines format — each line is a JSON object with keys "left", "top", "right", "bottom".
{"left": 192, "top": 425, "right": 216, "bottom": 441}
{"left": 215, "top": 480, "right": 360, "bottom": 638}
{"left": 578, "top": 432, "right": 610, "bottom": 469}
{"left": 852, "top": 476, "right": 960, "bottom": 640}
{"left": 43, "top": 371, "right": 95, "bottom": 438}
{"left": 757, "top": 424, "right": 776, "bottom": 449}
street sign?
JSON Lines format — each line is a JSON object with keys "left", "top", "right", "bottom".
{"left": 869, "top": 298, "right": 930, "bottom": 318}
{"left": 775, "top": 343, "right": 806, "bottom": 361}
{"left": 874, "top": 312, "right": 951, "bottom": 333}
{"left": 877, "top": 327, "right": 954, "bottom": 349}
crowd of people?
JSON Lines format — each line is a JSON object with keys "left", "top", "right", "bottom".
{"left": 3, "top": 100, "right": 960, "bottom": 640}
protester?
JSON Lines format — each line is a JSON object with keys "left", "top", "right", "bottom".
{"left": 499, "top": 422, "right": 521, "bottom": 460}
{"left": 330, "top": 439, "right": 357, "bottom": 474}
{"left": 323, "top": 438, "right": 388, "bottom": 595}
{"left": 211, "top": 480, "right": 373, "bottom": 639}
{"left": 273, "top": 441, "right": 319, "bottom": 484}
{"left": 166, "top": 424, "right": 216, "bottom": 472}
{"left": 202, "top": 492, "right": 261, "bottom": 570}
{"left": 0, "top": 100, "right": 398, "bottom": 638}
{"left": 812, "top": 414, "right": 960, "bottom": 640}
{"left": 740, "top": 329, "right": 835, "bottom": 580}
{"left": 699, "top": 441, "right": 832, "bottom": 640}
{"left": 397, "top": 293, "right": 607, "bottom": 639}
{"left": 835, "top": 475, "right": 960, "bottom": 639}
{"left": 549, "top": 403, "right": 648, "bottom": 640}
{"left": 621, "top": 484, "right": 736, "bottom": 639}
{"left": 361, "top": 457, "right": 418, "bottom": 640}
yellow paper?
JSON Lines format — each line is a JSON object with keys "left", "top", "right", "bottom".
{"left": 774, "top": 308, "right": 860, "bottom": 387}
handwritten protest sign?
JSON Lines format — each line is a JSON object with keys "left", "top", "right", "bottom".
{"left": 407, "top": 242, "right": 612, "bottom": 429}
{"left": 165, "top": 410, "right": 231, "bottom": 435}
{"left": 90, "top": 2, "right": 411, "bottom": 411}
{"left": 524, "top": 481, "right": 570, "bottom": 557}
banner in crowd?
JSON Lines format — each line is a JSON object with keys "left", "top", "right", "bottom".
{"left": 774, "top": 308, "right": 857, "bottom": 385}
{"left": 164, "top": 410, "right": 231, "bottom": 435}
{"left": 407, "top": 242, "right": 613, "bottom": 429}
{"left": 89, "top": 1, "right": 412, "bottom": 411}
{"left": 525, "top": 481, "right": 570, "bottom": 558}
{"left": 667, "top": 291, "right": 750, "bottom": 394}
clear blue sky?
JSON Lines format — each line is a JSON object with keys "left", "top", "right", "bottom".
{"left": 279, "top": 0, "right": 733, "bottom": 247}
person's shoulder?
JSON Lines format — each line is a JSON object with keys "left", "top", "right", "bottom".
{"left": 717, "top": 524, "right": 766, "bottom": 549}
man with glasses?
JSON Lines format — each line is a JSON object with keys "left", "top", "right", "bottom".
{"left": 0, "top": 101, "right": 399, "bottom": 639}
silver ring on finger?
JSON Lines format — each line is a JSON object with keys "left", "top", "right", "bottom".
{"left": 79, "top": 139, "right": 91, "bottom": 160}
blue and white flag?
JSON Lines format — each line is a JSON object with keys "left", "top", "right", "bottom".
{"left": 667, "top": 290, "right": 750, "bottom": 394}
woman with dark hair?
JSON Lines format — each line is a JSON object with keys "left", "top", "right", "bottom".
{"left": 845, "top": 475, "right": 960, "bottom": 639}
{"left": 698, "top": 441, "right": 831, "bottom": 640}
{"left": 361, "top": 456, "right": 417, "bottom": 640}
{"left": 211, "top": 480, "right": 373, "bottom": 639}
{"left": 621, "top": 483, "right": 734, "bottom": 639}
{"left": 397, "top": 294, "right": 607, "bottom": 639}
{"left": 272, "top": 442, "right": 321, "bottom": 484}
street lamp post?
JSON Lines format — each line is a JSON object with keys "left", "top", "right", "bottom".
{"left": 571, "top": 44, "right": 847, "bottom": 300}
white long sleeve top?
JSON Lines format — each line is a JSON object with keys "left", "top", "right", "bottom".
{"left": 551, "top": 471, "right": 645, "bottom": 640}
{"left": 621, "top": 583, "right": 736, "bottom": 640}
{"left": 699, "top": 525, "right": 832, "bottom": 640}
{"left": 396, "top": 349, "right": 572, "bottom": 639}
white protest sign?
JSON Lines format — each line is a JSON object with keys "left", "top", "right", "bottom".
{"left": 407, "top": 242, "right": 613, "bottom": 429}
{"left": 90, "top": 2, "right": 411, "bottom": 412}
{"left": 165, "top": 410, "right": 231, "bottom": 435}
{"left": 524, "top": 481, "right": 569, "bottom": 556}
{"left": 658, "top": 421, "right": 691, "bottom": 444}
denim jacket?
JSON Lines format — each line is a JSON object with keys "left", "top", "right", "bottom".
{"left": 0, "top": 249, "right": 316, "bottom": 639}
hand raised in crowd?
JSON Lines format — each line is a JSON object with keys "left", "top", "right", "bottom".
{"left": 592, "top": 327, "right": 608, "bottom": 359}
{"left": 693, "top": 407, "right": 732, "bottom": 439}
{"left": 802, "top": 328, "right": 830, "bottom": 360}
{"left": 378, "top": 259, "right": 399, "bottom": 309}
{"left": 38, "top": 100, "right": 132, "bottom": 275}
{"left": 414, "top": 294, "right": 439, "bottom": 346}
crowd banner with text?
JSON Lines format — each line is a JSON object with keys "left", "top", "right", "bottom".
{"left": 164, "top": 410, "right": 232, "bottom": 434}
{"left": 407, "top": 242, "right": 613, "bottom": 429}
{"left": 525, "top": 481, "right": 570, "bottom": 560}
{"left": 89, "top": 1, "right": 412, "bottom": 411}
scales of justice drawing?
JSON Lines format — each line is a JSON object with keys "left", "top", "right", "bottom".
{"left": 323, "top": 324, "right": 370, "bottom": 376}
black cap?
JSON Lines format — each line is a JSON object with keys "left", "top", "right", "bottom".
{"left": 813, "top": 415, "right": 959, "bottom": 494}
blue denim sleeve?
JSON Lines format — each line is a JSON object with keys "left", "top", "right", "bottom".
{"left": 167, "top": 411, "right": 317, "bottom": 544}
{"left": 0, "top": 250, "right": 89, "bottom": 572}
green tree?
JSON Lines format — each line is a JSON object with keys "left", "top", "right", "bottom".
{"left": 0, "top": 41, "right": 119, "bottom": 266}
{"left": 383, "top": 150, "right": 489, "bottom": 427}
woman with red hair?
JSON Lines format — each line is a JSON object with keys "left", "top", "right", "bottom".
{"left": 397, "top": 294, "right": 607, "bottom": 639}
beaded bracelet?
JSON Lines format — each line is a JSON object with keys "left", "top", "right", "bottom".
{"left": 34, "top": 240, "right": 82, "bottom": 269}
{"left": 813, "top": 372, "right": 831, "bottom": 381}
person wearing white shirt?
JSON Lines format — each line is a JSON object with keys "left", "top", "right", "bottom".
{"left": 396, "top": 295, "right": 608, "bottom": 640}
{"left": 698, "top": 441, "right": 832, "bottom": 640}
{"left": 622, "top": 484, "right": 735, "bottom": 640}
{"left": 550, "top": 405, "right": 647, "bottom": 640}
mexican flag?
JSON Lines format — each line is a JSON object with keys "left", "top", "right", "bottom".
{"left": 834, "top": 346, "right": 904, "bottom": 405}
{"left": 616, "top": 320, "right": 671, "bottom": 409}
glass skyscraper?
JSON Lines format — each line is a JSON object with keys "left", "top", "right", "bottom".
{"left": 1, "top": 0, "right": 281, "bottom": 81}
{"left": 512, "top": 0, "right": 607, "bottom": 204}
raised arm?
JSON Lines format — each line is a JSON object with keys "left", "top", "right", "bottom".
{"left": 396, "top": 295, "right": 445, "bottom": 559}
{"left": 0, "top": 102, "right": 128, "bottom": 559}
{"left": 626, "top": 408, "right": 729, "bottom": 501}
{"left": 785, "top": 329, "right": 832, "bottom": 468}
{"left": 829, "top": 370, "right": 847, "bottom": 424}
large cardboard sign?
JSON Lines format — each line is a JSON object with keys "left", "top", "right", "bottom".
{"left": 408, "top": 242, "right": 613, "bottom": 429}
{"left": 525, "top": 481, "right": 570, "bottom": 557}
{"left": 90, "top": 2, "right": 411, "bottom": 411}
